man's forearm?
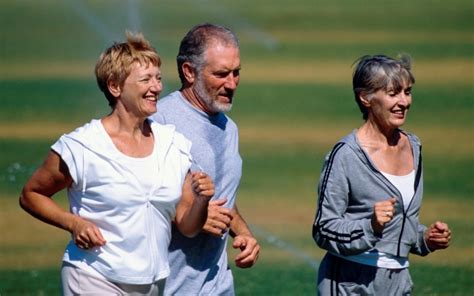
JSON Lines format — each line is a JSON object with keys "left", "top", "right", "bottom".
{"left": 229, "top": 204, "right": 253, "bottom": 237}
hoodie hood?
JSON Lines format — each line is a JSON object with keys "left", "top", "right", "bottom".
{"left": 339, "top": 129, "right": 421, "bottom": 174}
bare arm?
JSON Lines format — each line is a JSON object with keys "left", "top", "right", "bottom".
{"left": 19, "top": 150, "right": 106, "bottom": 249}
{"left": 230, "top": 205, "right": 260, "bottom": 268}
{"left": 175, "top": 172, "right": 215, "bottom": 237}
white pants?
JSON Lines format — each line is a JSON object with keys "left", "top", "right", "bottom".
{"left": 61, "top": 262, "right": 165, "bottom": 296}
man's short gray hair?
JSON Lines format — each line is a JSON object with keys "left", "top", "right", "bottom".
{"left": 177, "top": 23, "right": 239, "bottom": 84}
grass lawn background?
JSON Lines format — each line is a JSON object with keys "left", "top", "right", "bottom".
{"left": 1, "top": 0, "right": 472, "bottom": 295}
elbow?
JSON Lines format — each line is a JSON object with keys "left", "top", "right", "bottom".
{"left": 174, "top": 217, "right": 205, "bottom": 238}
{"left": 182, "top": 230, "right": 200, "bottom": 238}
{"left": 174, "top": 208, "right": 208, "bottom": 238}
{"left": 312, "top": 225, "right": 324, "bottom": 247}
{"left": 314, "top": 235, "right": 326, "bottom": 250}
{"left": 177, "top": 225, "right": 201, "bottom": 238}
{"left": 19, "top": 188, "right": 39, "bottom": 216}
{"left": 19, "top": 190, "right": 31, "bottom": 212}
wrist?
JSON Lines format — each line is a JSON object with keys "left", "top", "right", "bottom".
{"left": 194, "top": 195, "right": 211, "bottom": 205}
{"left": 64, "top": 213, "right": 80, "bottom": 234}
{"left": 230, "top": 227, "right": 253, "bottom": 238}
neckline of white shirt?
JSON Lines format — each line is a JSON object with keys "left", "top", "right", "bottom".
{"left": 97, "top": 119, "right": 156, "bottom": 161}
{"left": 381, "top": 169, "right": 415, "bottom": 179}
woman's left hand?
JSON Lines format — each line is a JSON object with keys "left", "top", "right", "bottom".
{"left": 425, "top": 221, "right": 451, "bottom": 251}
{"left": 191, "top": 172, "right": 215, "bottom": 201}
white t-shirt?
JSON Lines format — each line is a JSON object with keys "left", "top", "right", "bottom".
{"left": 52, "top": 119, "right": 192, "bottom": 284}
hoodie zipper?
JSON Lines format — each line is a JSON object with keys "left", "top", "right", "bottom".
{"left": 145, "top": 135, "right": 168, "bottom": 279}
{"left": 145, "top": 201, "right": 157, "bottom": 277}
{"left": 396, "top": 145, "right": 422, "bottom": 256}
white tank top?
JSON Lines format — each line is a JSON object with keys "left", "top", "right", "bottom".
{"left": 382, "top": 170, "right": 415, "bottom": 211}
{"left": 343, "top": 170, "right": 416, "bottom": 269}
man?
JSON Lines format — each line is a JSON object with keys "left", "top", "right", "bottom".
{"left": 152, "top": 23, "right": 260, "bottom": 295}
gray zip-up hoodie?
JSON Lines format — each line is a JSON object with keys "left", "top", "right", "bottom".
{"left": 313, "top": 130, "right": 431, "bottom": 258}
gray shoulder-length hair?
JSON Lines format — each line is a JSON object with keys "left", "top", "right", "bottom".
{"left": 176, "top": 23, "right": 239, "bottom": 85}
{"left": 352, "top": 54, "right": 415, "bottom": 120}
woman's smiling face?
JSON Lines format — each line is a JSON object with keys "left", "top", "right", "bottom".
{"left": 365, "top": 83, "right": 413, "bottom": 130}
{"left": 119, "top": 61, "right": 162, "bottom": 118}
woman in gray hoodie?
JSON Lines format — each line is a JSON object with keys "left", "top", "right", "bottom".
{"left": 313, "top": 55, "right": 452, "bottom": 295}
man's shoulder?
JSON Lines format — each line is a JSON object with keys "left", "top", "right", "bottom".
{"left": 153, "top": 91, "right": 185, "bottom": 123}
{"left": 157, "top": 91, "right": 182, "bottom": 108}
{"left": 222, "top": 113, "right": 238, "bottom": 130}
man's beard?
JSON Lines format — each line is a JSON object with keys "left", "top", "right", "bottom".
{"left": 195, "top": 75, "right": 233, "bottom": 113}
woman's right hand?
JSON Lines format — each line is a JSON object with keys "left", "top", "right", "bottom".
{"left": 175, "top": 172, "right": 216, "bottom": 237}
{"left": 71, "top": 216, "right": 106, "bottom": 250}
{"left": 20, "top": 151, "right": 106, "bottom": 250}
{"left": 371, "top": 197, "right": 397, "bottom": 235}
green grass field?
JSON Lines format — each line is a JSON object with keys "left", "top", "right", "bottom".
{"left": 1, "top": 0, "right": 473, "bottom": 295}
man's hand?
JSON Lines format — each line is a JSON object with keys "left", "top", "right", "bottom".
{"left": 202, "top": 198, "right": 233, "bottom": 237}
{"left": 232, "top": 234, "right": 260, "bottom": 268}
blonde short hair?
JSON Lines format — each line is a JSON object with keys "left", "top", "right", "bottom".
{"left": 95, "top": 31, "right": 161, "bottom": 107}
